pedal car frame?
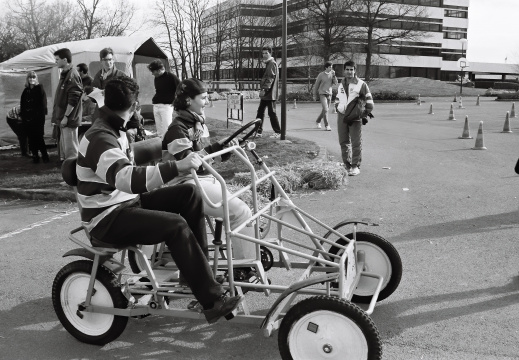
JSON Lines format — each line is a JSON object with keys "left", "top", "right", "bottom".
{"left": 53, "top": 120, "right": 401, "bottom": 359}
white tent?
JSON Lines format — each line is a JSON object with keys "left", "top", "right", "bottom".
{"left": 0, "top": 36, "right": 168, "bottom": 145}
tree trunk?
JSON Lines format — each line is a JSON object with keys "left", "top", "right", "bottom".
{"left": 364, "top": 28, "right": 373, "bottom": 82}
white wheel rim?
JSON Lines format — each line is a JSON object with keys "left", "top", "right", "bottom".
{"left": 288, "top": 310, "right": 368, "bottom": 359}
{"left": 61, "top": 273, "right": 115, "bottom": 336}
{"left": 355, "top": 242, "right": 392, "bottom": 296}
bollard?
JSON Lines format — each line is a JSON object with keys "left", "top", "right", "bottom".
{"left": 428, "top": 103, "right": 434, "bottom": 115}
{"left": 292, "top": 99, "right": 297, "bottom": 109}
{"left": 476, "top": 95, "right": 480, "bottom": 106}
{"left": 448, "top": 103, "right": 456, "bottom": 121}
{"left": 511, "top": 102, "right": 516, "bottom": 118}
{"left": 417, "top": 94, "right": 421, "bottom": 105}
{"left": 458, "top": 97, "right": 465, "bottom": 109}
{"left": 501, "top": 111, "right": 512, "bottom": 133}
{"left": 472, "top": 121, "right": 487, "bottom": 150}
{"left": 458, "top": 115, "right": 473, "bottom": 139}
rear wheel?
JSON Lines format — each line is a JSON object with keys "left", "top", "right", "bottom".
{"left": 329, "top": 232, "right": 402, "bottom": 303}
{"left": 52, "top": 260, "right": 128, "bottom": 345}
{"left": 278, "top": 295, "right": 382, "bottom": 360}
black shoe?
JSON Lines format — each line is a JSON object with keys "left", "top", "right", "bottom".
{"left": 203, "top": 294, "right": 244, "bottom": 324}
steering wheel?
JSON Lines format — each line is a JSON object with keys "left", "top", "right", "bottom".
{"left": 221, "top": 118, "right": 262, "bottom": 146}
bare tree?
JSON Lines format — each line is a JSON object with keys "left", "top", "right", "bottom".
{"left": 0, "top": 14, "right": 27, "bottom": 61}
{"left": 8, "top": 0, "right": 83, "bottom": 48}
{"left": 347, "top": 0, "right": 429, "bottom": 81}
{"left": 76, "top": 0, "right": 137, "bottom": 39}
{"left": 288, "top": 0, "right": 356, "bottom": 64}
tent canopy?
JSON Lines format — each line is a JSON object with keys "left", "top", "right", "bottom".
{"left": 1, "top": 36, "right": 168, "bottom": 145}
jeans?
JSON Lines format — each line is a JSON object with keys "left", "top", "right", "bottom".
{"left": 59, "top": 126, "right": 79, "bottom": 160}
{"left": 337, "top": 113, "right": 362, "bottom": 168}
{"left": 93, "top": 184, "right": 224, "bottom": 308}
{"left": 316, "top": 94, "right": 331, "bottom": 127}
{"left": 256, "top": 100, "right": 281, "bottom": 134}
{"left": 153, "top": 104, "right": 174, "bottom": 139}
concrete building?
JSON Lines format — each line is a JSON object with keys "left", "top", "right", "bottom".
{"left": 201, "top": 0, "right": 516, "bottom": 83}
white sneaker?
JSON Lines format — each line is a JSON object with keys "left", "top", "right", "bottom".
{"left": 269, "top": 133, "right": 281, "bottom": 139}
{"left": 325, "top": 125, "right": 332, "bottom": 131}
{"left": 348, "top": 166, "right": 360, "bottom": 176}
{"left": 315, "top": 123, "right": 322, "bottom": 129}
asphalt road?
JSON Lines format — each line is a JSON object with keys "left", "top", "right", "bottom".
{"left": 1, "top": 97, "right": 518, "bottom": 359}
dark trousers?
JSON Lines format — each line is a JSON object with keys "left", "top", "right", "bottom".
{"left": 96, "top": 184, "right": 223, "bottom": 308}
{"left": 24, "top": 120, "right": 48, "bottom": 160}
{"left": 6, "top": 117, "right": 29, "bottom": 155}
{"left": 256, "top": 100, "right": 281, "bottom": 134}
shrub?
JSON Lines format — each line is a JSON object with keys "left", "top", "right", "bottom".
{"left": 285, "top": 92, "right": 315, "bottom": 101}
{"left": 494, "top": 82, "right": 519, "bottom": 91}
{"left": 371, "top": 91, "right": 417, "bottom": 101}
{"left": 496, "top": 92, "right": 519, "bottom": 100}
{"left": 231, "top": 160, "right": 348, "bottom": 197}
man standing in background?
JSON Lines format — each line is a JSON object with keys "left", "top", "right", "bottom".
{"left": 52, "top": 48, "right": 83, "bottom": 165}
{"left": 255, "top": 46, "right": 281, "bottom": 139}
{"left": 148, "top": 59, "right": 180, "bottom": 138}
{"left": 92, "top": 48, "right": 126, "bottom": 90}
{"left": 313, "top": 61, "right": 338, "bottom": 131}
{"left": 76, "top": 63, "right": 93, "bottom": 90}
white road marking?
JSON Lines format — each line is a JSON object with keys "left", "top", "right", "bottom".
{"left": 0, "top": 209, "right": 79, "bottom": 239}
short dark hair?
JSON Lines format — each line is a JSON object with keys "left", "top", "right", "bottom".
{"left": 104, "top": 77, "right": 140, "bottom": 112}
{"left": 262, "top": 46, "right": 273, "bottom": 54}
{"left": 324, "top": 61, "right": 333, "bottom": 69}
{"left": 344, "top": 60, "right": 356, "bottom": 70}
{"left": 53, "top": 48, "right": 72, "bottom": 63}
{"left": 77, "top": 63, "right": 89, "bottom": 75}
{"left": 147, "top": 60, "right": 165, "bottom": 72}
{"left": 99, "top": 47, "right": 114, "bottom": 60}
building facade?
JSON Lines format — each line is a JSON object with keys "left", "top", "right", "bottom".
{"left": 201, "top": 0, "right": 470, "bottom": 82}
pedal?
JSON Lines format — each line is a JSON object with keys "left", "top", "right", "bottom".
{"left": 224, "top": 312, "right": 235, "bottom": 320}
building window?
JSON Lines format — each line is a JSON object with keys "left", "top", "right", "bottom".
{"left": 444, "top": 9, "right": 467, "bottom": 18}
{"left": 443, "top": 31, "right": 467, "bottom": 39}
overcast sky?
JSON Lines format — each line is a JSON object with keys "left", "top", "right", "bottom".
{"left": 467, "top": 0, "right": 518, "bottom": 64}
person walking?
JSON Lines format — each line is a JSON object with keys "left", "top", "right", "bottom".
{"left": 6, "top": 105, "right": 30, "bottom": 158}
{"left": 313, "top": 61, "right": 338, "bottom": 131}
{"left": 20, "top": 71, "right": 49, "bottom": 163}
{"left": 255, "top": 46, "right": 281, "bottom": 138}
{"left": 336, "top": 60, "right": 374, "bottom": 176}
{"left": 148, "top": 59, "right": 180, "bottom": 138}
{"left": 52, "top": 48, "right": 83, "bottom": 164}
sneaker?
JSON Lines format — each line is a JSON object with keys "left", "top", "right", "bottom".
{"left": 269, "top": 133, "right": 281, "bottom": 139}
{"left": 315, "top": 122, "right": 322, "bottom": 129}
{"left": 325, "top": 125, "right": 332, "bottom": 131}
{"left": 256, "top": 132, "right": 262, "bottom": 138}
{"left": 348, "top": 166, "right": 360, "bottom": 176}
{"left": 203, "top": 294, "right": 244, "bottom": 324}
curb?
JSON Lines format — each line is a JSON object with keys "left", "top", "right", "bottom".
{"left": 0, "top": 187, "right": 75, "bottom": 202}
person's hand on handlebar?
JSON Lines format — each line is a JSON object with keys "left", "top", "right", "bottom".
{"left": 175, "top": 152, "right": 202, "bottom": 174}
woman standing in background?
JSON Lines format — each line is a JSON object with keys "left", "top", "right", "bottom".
{"left": 20, "top": 71, "right": 48, "bottom": 163}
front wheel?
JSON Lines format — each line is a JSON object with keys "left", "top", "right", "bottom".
{"left": 52, "top": 260, "right": 129, "bottom": 345}
{"left": 329, "top": 232, "right": 402, "bottom": 303}
{"left": 278, "top": 295, "right": 382, "bottom": 360}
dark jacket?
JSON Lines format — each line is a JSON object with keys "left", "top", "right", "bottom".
{"left": 260, "top": 57, "right": 279, "bottom": 100}
{"left": 20, "top": 84, "right": 47, "bottom": 123}
{"left": 92, "top": 68, "right": 126, "bottom": 90}
{"left": 52, "top": 67, "right": 83, "bottom": 128}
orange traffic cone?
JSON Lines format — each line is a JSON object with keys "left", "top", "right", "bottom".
{"left": 458, "top": 115, "right": 473, "bottom": 139}
{"left": 448, "top": 103, "right": 456, "bottom": 121}
{"left": 501, "top": 111, "right": 512, "bottom": 133}
{"left": 476, "top": 95, "right": 480, "bottom": 106}
{"left": 417, "top": 94, "right": 421, "bottom": 105}
{"left": 209, "top": 99, "right": 214, "bottom": 108}
{"left": 292, "top": 99, "right": 297, "bottom": 109}
{"left": 458, "top": 97, "right": 465, "bottom": 109}
{"left": 453, "top": 94, "right": 457, "bottom": 102}
{"left": 511, "top": 102, "right": 516, "bottom": 118}
{"left": 428, "top": 103, "right": 434, "bottom": 114}
{"left": 472, "top": 121, "right": 487, "bottom": 150}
